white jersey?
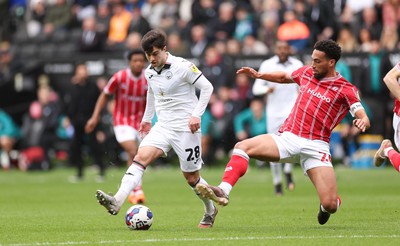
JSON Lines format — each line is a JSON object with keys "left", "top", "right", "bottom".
{"left": 142, "top": 53, "right": 208, "bottom": 131}
{"left": 253, "top": 55, "right": 303, "bottom": 133}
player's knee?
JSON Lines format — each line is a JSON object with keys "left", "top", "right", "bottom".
{"left": 234, "top": 140, "right": 249, "bottom": 152}
{"left": 185, "top": 175, "right": 198, "bottom": 186}
{"left": 322, "top": 197, "right": 338, "bottom": 213}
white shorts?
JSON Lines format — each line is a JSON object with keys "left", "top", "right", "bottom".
{"left": 271, "top": 131, "right": 333, "bottom": 174}
{"left": 114, "top": 125, "right": 141, "bottom": 143}
{"left": 393, "top": 114, "right": 400, "bottom": 149}
{"left": 139, "top": 123, "right": 203, "bottom": 172}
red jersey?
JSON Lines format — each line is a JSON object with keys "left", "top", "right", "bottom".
{"left": 279, "top": 66, "right": 361, "bottom": 143}
{"left": 103, "top": 68, "right": 147, "bottom": 129}
{"left": 393, "top": 63, "right": 400, "bottom": 116}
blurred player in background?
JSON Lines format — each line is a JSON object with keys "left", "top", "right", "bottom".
{"left": 86, "top": 49, "right": 148, "bottom": 204}
{"left": 374, "top": 63, "right": 400, "bottom": 172}
{"left": 252, "top": 41, "right": 303, "bottom": 196}
{"left": 196, "top": 40, "right": 370, "bottom": 225}
{"left": 95, "top": 29, "right": 217, "bottom": 228}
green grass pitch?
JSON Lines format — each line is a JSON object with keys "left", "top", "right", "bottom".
{"left": 1, "top": 163, "right": 399, "bottom": 246}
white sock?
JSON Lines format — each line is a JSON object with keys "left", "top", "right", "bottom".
{"left": 270, "top": 162, "right": 282, "bottom": 185}
{"left": 384, "top": 147, "right": 394, "bottom": 157}
{"left": 283, "top": 163, "right": 293, "bottom": 173}
{"left": 193, "top": 177, "right": 215, "bottom": 215}
{"left": 218, "top": 182, "right": 232, "bottom": 197}
{"left": 114, "top": 164, "right": 145, "bottom": 206}
{"left": 320, "top": 204, "right": 328, "bottom": 213}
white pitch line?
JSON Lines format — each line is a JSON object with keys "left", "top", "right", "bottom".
{"left": 3, "top": 235, "right": 400, "bottom": 246}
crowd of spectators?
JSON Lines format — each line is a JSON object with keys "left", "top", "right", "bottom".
{"left": 1, "top": 0, "right": 400, "bottom": 171}
{"left": 0, "top": 0, "right": 399, "bottom": 56}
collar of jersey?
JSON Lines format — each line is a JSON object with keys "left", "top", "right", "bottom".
{"left": 150, "top": 63, "right": 171, "bottom": 75}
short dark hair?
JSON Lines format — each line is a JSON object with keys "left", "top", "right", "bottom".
{"left": 314, "top": 40, "right": 341, "bottom": 63}
{"left": 127, "top": 49, "right": 146, "bottom": 61}
{"left": 141, "top": 29, "right": 167, "bottom": 53}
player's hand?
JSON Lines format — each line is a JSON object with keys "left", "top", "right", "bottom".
{"left": 139, "top": 121, "right": 152, "bottom": 138}
{"left": 85, "top": 117, "right": 98, "bottom": 133}
{"left": 188, "top": 116, "right": 201, "bottom": 134}
{"left": 236, "top": 131, "right": 248, "bottom": 141}
{"left": 353, "top": 118, "right": 368, "bottom": 132}
{"left": 236, "top": 67, "right": 258, "bottom": 79}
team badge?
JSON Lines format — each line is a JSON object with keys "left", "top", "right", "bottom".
{"left": 159, "top": 90, "right": 165, "bottom": 96}
{"left": 165, "top": 71, "right": 173, "bottom": 80}
{"left": 190, "top": 64, "right": 200, "bottom": 74}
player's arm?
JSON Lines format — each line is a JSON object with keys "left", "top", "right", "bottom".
{"left": 351, "top": 104, "right": 370, "bottom": 133}
{"left": 237, "top": 67, "right": 293, "bottom": 84}
{"left": 190, "top": 75, "right": 213, "bottom": 133}
{"left": 85, "top": 92, "right": 109, "bottom": 133}
{"left": 383, "top": 65, "right": 400, "bottom": 101}
{"left": 139, "top": 86, "right": 155, "bottom": 136}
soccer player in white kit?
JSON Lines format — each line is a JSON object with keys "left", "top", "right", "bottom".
{"left": 252, "top": 41, "right": 303, "bottom": 196}
{"left": 95, "top": 30, "right": 217, "bottom": 228}
{"left": 196, "top": 40, "right": 370, "bottom": 225}
{"left": 374, "top": 62, "right": 400, "bottom": 172}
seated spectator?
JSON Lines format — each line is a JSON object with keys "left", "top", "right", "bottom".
{"left": 71, "top": 0, "right": 97, "bottom": 24}
{"left": 0, "top": 42, "right": 21, "bottom": 85}
{"left": 25, "top": 0, "right": 46, "bottom": 38}
{"left": 241, "top": 34, "right": 269, "bottom": 55}
{"left": 234, "top": 98, "right": 266, "bottom": 141}
{"left": 19, "top": 85, "right": 61, "bottom": 170}
{"left": 233, "top": 6, "right": 255, "bottom": 42}
{"left": 380, "top": 26, "right": 398, "bottom": 52}
{"left": 189, "top": 24, "right": 209, "bottom": 57}
{"left": 277, "top": 9, "right": 310, "bottom": 52}
{"left": 106, "top": 0, "right": 132, "bottom": 50}
{"left": 358, "top": 27, "right": 373, "bottom": 52}
{"left": 207, "top": 1, "right": 236, "bottom": 42}
{"left": 140, "top": 0, "right": 167, "bottom": 29}
{"left": 125, "top": 32, "right": 142, "bottom": 51}
{"left": 0, "top": 109, "right": 21, "bottom": 170}
{"left": 226, "top": 38, "right": 242, "bottom": 56}
{"left": 158, "top": 0, "right": 179, "bottom": 33}
{"left": 43, "top": 0, "right": 72, "bottom": 37}
{"left": 128, "top": 5, "right": 151, "bottom": 36}
{"left": 79, "top": 17, "right": 104, "bottom": 52}
{"left": 95, "top": 1, "right": 111, "bottom": 38}
{"left": 336, "top": 25, "right": 359, "bottom": 53}
{"left": 167, "top": 31, "right": 190, "bottom": 57}
{"left": 258, "top": 12, "right": 279, "bottom": 51}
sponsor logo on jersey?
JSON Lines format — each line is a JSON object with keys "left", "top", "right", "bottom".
{"left": 190, "top": 64, "right": 200, "bottom": 74}
{"left": 307, "top": 88, "right": 331, "bottom": 102}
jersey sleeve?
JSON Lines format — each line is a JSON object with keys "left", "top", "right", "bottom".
{"left": 290, "top": 66, "right": 308, "bottom": 85}
{"left": 346, "top": 86, "right": 364, "bottom": 117}
{"left": 183, "top": 62, "right": 203, "bottom": 84}
{"left": 103, "top": 72, "right": 119, "bottom": 94}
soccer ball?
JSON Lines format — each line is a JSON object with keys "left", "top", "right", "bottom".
{"left": 125, "top": 205, "right": 153, "bottom": 230}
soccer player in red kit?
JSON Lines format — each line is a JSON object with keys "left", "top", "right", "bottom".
{"left": 374, "top": 62, "right": 400, "bottom": 172}
{"left": 196, "top": 40, "right": 371, "bottom": 225}
{"left": 86, "top": 49, "right": 148, "bottom": 204}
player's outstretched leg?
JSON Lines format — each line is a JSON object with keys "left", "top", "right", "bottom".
{"left": 196, "top": 183, "right": 229, "bottom": 206}
{"left": 95, "top": 190, "right": 121, "bottom": 215}
{"left": 198, "top": 205, "right": 218, "bottom": 228}
{"left": 373, "top": 139, "right": 392, "bottom": 167}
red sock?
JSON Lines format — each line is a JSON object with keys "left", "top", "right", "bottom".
{"left": 222, "top": 154, "right": 249, "bottom": 187}
{"left": 133, "top": 184, "right": 142, "bottom": 192}
{"left": 387, "top": 149, "right": 400, "bottom": 172}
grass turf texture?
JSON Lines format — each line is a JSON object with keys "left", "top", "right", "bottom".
{"left": 1, "top": 164, "right": 399, "bottom": 246}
